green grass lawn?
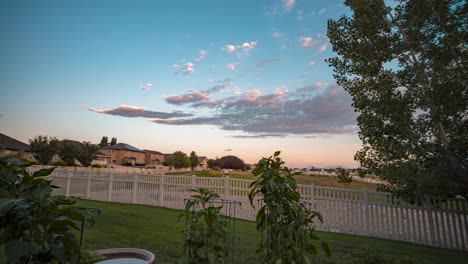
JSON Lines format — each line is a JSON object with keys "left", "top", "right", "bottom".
{"left": 49, "top": 200, "right": 468, "bottom": 264}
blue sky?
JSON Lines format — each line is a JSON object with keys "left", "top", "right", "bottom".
{"left": 0, "top": 0, "right": 361, "bottom": 168}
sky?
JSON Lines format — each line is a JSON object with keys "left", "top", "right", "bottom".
{"left": 0, "top": 0, "right": 362, "bottom": 168}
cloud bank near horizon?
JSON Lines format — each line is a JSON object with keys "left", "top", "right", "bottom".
{"left": 81, "top": 105, "right": 192, "bottom": 119}
{"left": 159, "top": 83, "right": 357, "bottom": 136}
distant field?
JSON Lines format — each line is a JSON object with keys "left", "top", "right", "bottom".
{"left": 166, "top": 170, "right": 379, "bottom": 190}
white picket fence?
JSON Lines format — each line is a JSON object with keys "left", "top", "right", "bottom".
{"left": 33, "top": 167, "right": 468, "bottom": 251}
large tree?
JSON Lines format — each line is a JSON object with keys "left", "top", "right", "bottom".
{"left": 189, "top": 151, "right": 199, "bottom": 171}
{"left": 327, "top": 0, "right": 467, "bottom": 200}
{"left": 209, "top": 155, "right": 245, "bottom": 170}
{"left": 29, "top": 136, "right": 60, "bottom": 164}
{"left": 172, "top": 151, "right": 191, "bottom": 171}
{"left": 99, "top": 136, "right": 109, "bottom": 148}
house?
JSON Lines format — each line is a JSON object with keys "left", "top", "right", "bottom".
{"left": 197, "top": 156, "right": 208, "bottom": 170}
{"left": 0, "top": 133, "right": 35, "bottom": 161}
{"left": 143, "top": 150, "right": 164, "bottom": 165}
{"left": 100, "top": 143, "right": 145, "bottom": 166}
{"left": 91, "top": 151, "right": 111, "bottom": 166}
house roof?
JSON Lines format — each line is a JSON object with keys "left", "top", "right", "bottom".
{"left": 143, "top": 149, "right": 163, "bottom": 155}
{"left": 0, "top": 133, "right": 31, "bottom": 152}
{"left": 198, "top": 156, "right": 208, "bottom": 162}
{"left": 101, "top": 143, "right": 143, "bottom": 152}
{"left": 94, "top": 151, "right": 110, "bottom": 157}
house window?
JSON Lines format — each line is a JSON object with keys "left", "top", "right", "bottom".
{"left": 113, "top": 160, "right": 116, "bottom": 164}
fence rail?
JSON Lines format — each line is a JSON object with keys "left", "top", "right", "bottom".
{"left": 33, "top": 167, "right": 468, "bottom": 251}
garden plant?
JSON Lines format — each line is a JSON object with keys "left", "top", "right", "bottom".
{"left": 249, "top": 151, "right": 331, "bottom": 263}
{"left": 0, "top": 158, "right": 100, "bottom": 263}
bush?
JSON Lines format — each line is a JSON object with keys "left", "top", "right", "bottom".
{"left": 0, "top": 158, "right": 100, "bottom": 263}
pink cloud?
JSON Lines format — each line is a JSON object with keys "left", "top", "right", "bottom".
{"left": 224, "top": 41, "right": 257, "bottom": 56}
{"left": 195, "top": 50, "right": 208, "bottom": 61}
{"left": 300, "top": 37, "right": 317, "bottom": 48}
{"left": 81, "top": 105, "right": 191, "bottom": 119}
{"left": 283, "top": 0, "right": 295, "bottom": 11}
{"left": 225, "top": 63, "right": 239, "bottom": 71}
{"left": 317, "top": 44, "right": 327, "bottom": 53}
{"left": 173, "top": 63, "right": 194, "bottom": 75}
{"left": 165, "top": 90, "right": 209, "bottom": 105}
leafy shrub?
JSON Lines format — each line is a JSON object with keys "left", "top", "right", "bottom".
{"left": 0, "top": 158, "right": 99, "bottom": 263}
{"left": 336, "top": 168, "right": 353, "bottom": 188}
{"left": 180, "top": 188, "right": 227, "bottom": 264}
{"left": 249, "top": 151, "right": 331, "bottom": 263}
{"left": 53, "top": 160, "right": 68, "bottom": 166}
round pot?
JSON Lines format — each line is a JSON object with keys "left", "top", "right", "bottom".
{"left": 95, "top": 248, "right": 155, "bottom": 264}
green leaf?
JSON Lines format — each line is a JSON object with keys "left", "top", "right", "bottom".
{"left": 321, "top": 240, "right": 331, "bottom": 257}
{"left": 274, "top": 151, "right": 281, "bottom": 157}
{"left": 33, "top": 167, "right": 56, "bottom": 177}
{"left": 5, "top": 240, "right": 40, "bottom": 263}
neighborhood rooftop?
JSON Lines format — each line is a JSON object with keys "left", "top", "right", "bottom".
{"left": 101, "top": 143, "right": 142, "bottom": 152}
{"left": 0, "top": 133, "right": 30, "bottom": 152}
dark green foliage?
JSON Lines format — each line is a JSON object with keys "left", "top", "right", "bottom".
{"left": 76, "top": 142, "right": 99, "bottom": 167}
{"left": 98, "top": 136, "right": 109, "bottom": 148}
{"left": 209, "top": 156, "right": 245, "bottom": 170}
{"left": 180, "top": 188, "right": 227, "bottom": 264}
{"left": 109, "top": 137, "right": 117, "bottom": 146}
{"left": 336, "top": 168, "right": 353, "bottom": 188}
{"left": 189, "top": 151, "right": 199, "bottom": 171}
{"left": 171, "top": 151, "right": 191, "bottom": 170}
{"left": 327, "top": 0, "right": 468, "bottom": 201}
{"left": 59, "top": 140, "right": 81, "bottom": 166}
{"left": 29, "top": 136, "right": 60, "bottom": 165}
{"left": 248, "top": 151, "right": 330, "bottom": 263}
{"left": 0, "top": 158, "right": 99, "bottom": 263}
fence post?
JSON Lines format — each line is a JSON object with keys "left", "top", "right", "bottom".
{"left": 309, "top": 184, "right": 315, "bottom": 209}
{"left": 191, "top": 175, "right": 196, "bottom": 189}
{"left": 224, "top": 176, "right": 230, "bottom": 200}
{"left": 159, "top": 175, "right": 165, "bottom": 207}
{"left": 425, "top": 195, "right": 436, "bottom": 247}
{"left": 132, "top": 173, "right": 138, "bottom": 204}
{"left": 85, "top": 171, "right": 91, "bottom": 199}
{"left": 65, "top": 169, "right": 71, "bottom": 197}
{"left": 107, "top": 172, "right": 114, "bottom": 202}
{"left": 363, "top": 189, "right": 369, "bottom": 232}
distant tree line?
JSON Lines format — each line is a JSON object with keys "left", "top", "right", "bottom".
{"left": 29, "top": 135, "right": 116, "bottom": 166}
{"left": 163, "top": 150, "right": 200, "bottom": 171}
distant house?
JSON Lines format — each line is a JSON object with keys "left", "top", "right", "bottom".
{"left": 100, "top": 143, "right": 145, "bottom": 166}
{"left": 91, "top": 151, "right": 111, "bottom": 166}
{"left": 0, "top": 133, "right": 35, "bottom": 161}
{"left": 197, "top": 156, "right": 208, "bottom": 170}
{"left": 143, "top": 150, "right": 164, "bottom": 165}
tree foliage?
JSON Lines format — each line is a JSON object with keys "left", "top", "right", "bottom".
{"left": 209, "top": 155, "right": 245, "bottom": 170}
{"left": 29, "top": 136, "right": 60, "bottom": 165}
{"left": 109, "top": 137, "right": 117, "bottom": 146}
{"left": 327, "top": 0, "right": 468, "bottom": 200}
{"left": 248, "top": 151, "right": 330, "bottom": 263}
{"left": 189, "top": 151, "right": 199, "bottom": 171}
{"left": 172, "top": 151, "right": 191, "bottom": 170}
{"left": 336, "top": 168, "right": 353, "bottom": 188}
{"left": 0, "top": 159, "right": 100, "bottom": 263}
{"left": 98, "top": 136, "right": 109, "bottom": 148}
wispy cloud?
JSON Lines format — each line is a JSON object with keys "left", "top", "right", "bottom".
{"left": 81, "top": 105, "right": 192, "bottom": 119}
{"left": 165, "top": 91, "right": 210, "bottom": 105}
{"left": 195, "top": 50, "right": 208, "bottom": 61}
{"left": 140, "top": 83, "right": 153, "bottom": 91}
{"left": 272, "top": 28, "right": 284, "bottom": 39}
{"left": 224, "top": 41, "right": 257, "bottom": 57}
{"left": 155, "top": 84, "right": 357, "bottom": 136}
{"left": 256, "top": 58, "right": 281, "bottom": 68}
{"left": 225, "top": 62, "right": 239, "bottom": 71}
{"left": 231, "top": 133, "right": 286, "bottom": 139}
{"left": 299, "top": 36, "right": 328, "bottom": 53}
{"left": 173, "top": 63, "right": 195, "bottom": 75}
{"left": 265, "top": 0, "right": 296, "bottom": 16}
{"left": 283, "top": 0, "right": 295, "bottom": 12}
